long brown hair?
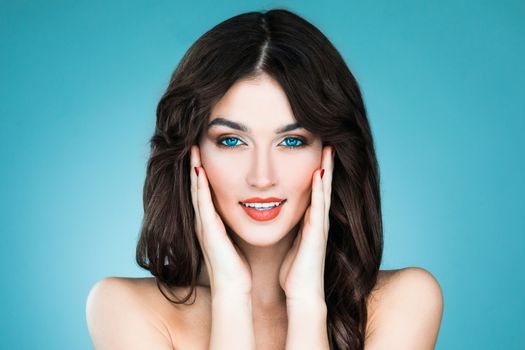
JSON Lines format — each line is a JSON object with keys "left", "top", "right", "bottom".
{"left": 136, "top": 8, "right": 383, "bottom": 349}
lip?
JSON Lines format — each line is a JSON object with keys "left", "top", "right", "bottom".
{"left": 239, "top": 200, "right": 286, "bottom": 221}
{"left": 239, "top": 197, "right": 284, "bottom": 204}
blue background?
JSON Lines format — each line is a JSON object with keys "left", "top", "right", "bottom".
{"left": 1, "top": 1, "right": 523, "bottom": 349}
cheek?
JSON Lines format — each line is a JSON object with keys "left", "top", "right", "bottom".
{"left": 199, "top": 148, "right": 240, "bottom": 202}
{"left": 280, "top": 154, "right": 320, "bottom": 199}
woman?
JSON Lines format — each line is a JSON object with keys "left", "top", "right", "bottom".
{"left": 86, "top": 8, "right": 443, "bottom": 350}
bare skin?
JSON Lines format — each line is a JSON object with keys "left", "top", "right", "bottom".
{"left": 86, "top": 267, "right": 443, "bottom": 349}
{"left": 185, "top": 73, "right": 332, "bottom": 348}
{"left": 129, "top": 265, "right": 288, "bottom": 350}
{"left": 86, "top": 74, "right": 444, "bottom": 348}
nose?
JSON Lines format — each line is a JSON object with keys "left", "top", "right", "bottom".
{"left": 246, "top": 148, "right": 276, "bottom": 189}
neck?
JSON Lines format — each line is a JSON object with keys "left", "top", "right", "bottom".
{"left": 198, "top": 224, "right": 299, "bottom": 319}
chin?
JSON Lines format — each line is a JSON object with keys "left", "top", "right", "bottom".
{"left": 228, "top": 224, "right": 291, "bottom": 247}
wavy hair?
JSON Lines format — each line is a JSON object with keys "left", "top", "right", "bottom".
{"left": 136, "top": 8, "right": 383, "bottom": 349}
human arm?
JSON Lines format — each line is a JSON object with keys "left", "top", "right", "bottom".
{"left": 279, "top": 145, "right": 334, "bottom": 350}
{"left": 364, "top": 267, "right": 444, "bottom": 350}
{"left": 191, "top": 145, "right": 256, "bottom": 350}
{"left": 209, "top": 290, "right": 255, "bottom": 350}
{"left": 285, "top": 298, "right": 329, "bottom": 350}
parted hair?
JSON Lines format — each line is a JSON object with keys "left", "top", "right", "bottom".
{"left": 136, "top": 8, "right": 383, "bottom": 349}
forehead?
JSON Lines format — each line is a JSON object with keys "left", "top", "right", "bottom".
{"left": 209, "top": 74, "right": 297, "bottom": 128}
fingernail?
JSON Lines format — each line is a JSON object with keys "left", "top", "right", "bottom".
{"left": 194, "top": 166, "right": 199, "bottom": 176}
{"left": 320, "top": 168, "right": 325, "bottom": 179}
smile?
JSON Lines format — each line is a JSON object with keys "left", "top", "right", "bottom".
{"left": 239, "top": 199, "right": 287, "bottom": 221}
{"left": 240, "top": 200, "right": 285, "bottom": 209}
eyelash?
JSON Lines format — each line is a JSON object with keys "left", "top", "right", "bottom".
{"left": 216, "top": 136, "right": 309, "bottom": 149}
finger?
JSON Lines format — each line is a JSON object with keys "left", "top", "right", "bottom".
{"left": 195, "top": 165, "right": 219, "bottom": 234}
{"left": 321, "top": 146, "right": 334, "bottom": 234}
{"left": 190, "top": 145, "right": 202, "bottom": 237}
{"left": 195, "top": 165, "right": 246, "bottom": 286}
{"left": 191, "top": 148, "right": 220, "bottom": 276}
{"left": 307, "top": 168, "right": 325, "bottom": 239}
{"left": 289, "top": 208, "right": 306, "bottom": 257}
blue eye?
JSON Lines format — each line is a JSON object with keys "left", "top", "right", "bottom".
{"left": 282, "top": 137, "right": 305, "bottom": 148}
{"left": 219, "top": 137, "right": 242, "bottom": 147}
{"left": 216, "top": 136, "right": 308, "bottom": 149}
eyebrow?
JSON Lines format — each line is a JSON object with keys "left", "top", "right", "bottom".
{"left": 207, "top": 117, "right": 304, "bottom": 134}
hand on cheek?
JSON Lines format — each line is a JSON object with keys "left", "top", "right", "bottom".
{"left": 190, "top": 145, "right": 253, "bottom": 295}
{"left": 278, "top": 145, "right": 335, "bottom": 303}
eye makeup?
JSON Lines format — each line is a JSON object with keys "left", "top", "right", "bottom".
{"left": 214, "top": 135, "right": 310, "bottom": 150}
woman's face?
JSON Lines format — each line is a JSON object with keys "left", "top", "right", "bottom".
{"left": 198, "top": 73, "right": 323, "bottom": 246}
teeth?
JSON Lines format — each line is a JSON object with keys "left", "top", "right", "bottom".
{"left": 242, "top": 201, "right": 282, "bottom": 209}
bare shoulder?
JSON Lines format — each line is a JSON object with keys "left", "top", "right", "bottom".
{"left": 365, "top": 267, "right": 444, "bottom": 350}
{"left": 86, "top": 277, "right": 176, "bottom": 349}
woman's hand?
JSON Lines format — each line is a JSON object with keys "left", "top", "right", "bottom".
{"left": 190, "top": 145, "right": 252, "bottom": 296}
{"left": 278, "top": 145, "right": 334, "bottom": 303}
